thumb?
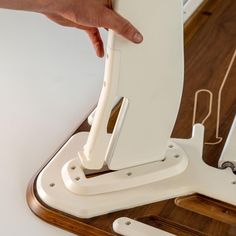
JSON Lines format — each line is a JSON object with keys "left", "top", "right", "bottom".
{"left": 100, "top": 8, "right": 143, "bottom": 44}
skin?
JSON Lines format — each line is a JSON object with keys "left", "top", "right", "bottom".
{"left": 0, "top": 0, "right": 143, "bottom": 57}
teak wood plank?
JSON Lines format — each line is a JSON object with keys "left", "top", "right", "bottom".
{"left": 175, "top": 195, "right": 236, "bottom": 226}
{"left": 27, "top": 0, "right": 236, "bottom": 235}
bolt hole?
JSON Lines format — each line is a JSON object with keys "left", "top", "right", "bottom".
{"left": 161, "top": 158, "right": 166, "bottom": 162}
{"left": 127, "top": 172, "right": 132, "bottom": 177}
{"left": 232, "top": 181, "right": 236, "bottom": 185}
{"left": 125, "top": 221, "right": 131, "bottom": 226}
{"left": 49, "top": 183, "right": 55, "bottom": 187}
{"left": 174, "top": 154, "right": 180, "bottom": 158}
{"left": 71, "top": 166, "right": 76, "bottom": 170}
{"left": 75, "top": 177, "right": 80, "bottom": 181}
{"left": 169, "top": 145, "right": 174, "bottom": 149}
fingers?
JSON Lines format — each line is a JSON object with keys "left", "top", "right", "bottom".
{"left": 44, "top": 0, "right": 143, "bottom": 58}
{"left": 100, "top": 8, "right": 143, "bottom": 44}
{"left": 86, "top": 28, "right": 104, "bottom": 58}
{"left": 45, "top": 13, "right": 104, "bottom": 58}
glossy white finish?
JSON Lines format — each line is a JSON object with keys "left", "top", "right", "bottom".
{"left": 87, "top": 0, "right": 206, "bottom": 131}
{"left": 113, "top": 217, "right": 175, "bottom": 236}
{"left": 79, "top": 0, "right": 184, "bottom": 170}
{"left": 0, "top": 9, "right": 104, "bottom": 236}
{"left": 219, "top": 116, "right": 236, "bottom": 172}
{"left": 88, "top": 97, "right": 121, "bottom": 126}
{"left": 36, "top": 124, "right": 236, "bottom": 218}
{"left": 62, "top": 140, "right": 188, "bottom": 195}
{"left": 87, "top": 0, "right": 203, "bottom": 127}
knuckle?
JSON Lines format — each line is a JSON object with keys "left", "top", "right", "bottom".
{"left": 120, "top": 21, "right": 134, "bottom": 36}
{"left": 95, "top": 9, "right": 107, "bottom": 27}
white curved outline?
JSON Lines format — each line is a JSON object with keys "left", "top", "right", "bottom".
{"left": 193, "top": 49, "right": 236, "bottom": 145}
{"left": 192, "top": 89, "right": 213, "bottom": 126}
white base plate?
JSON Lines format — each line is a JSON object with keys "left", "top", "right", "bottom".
{"left": 36, "top": 124, "right": 236, "bottom": 219}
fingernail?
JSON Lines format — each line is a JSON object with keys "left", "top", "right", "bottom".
{"left": 133, "top": 32, "right": 143, "bottom": 43}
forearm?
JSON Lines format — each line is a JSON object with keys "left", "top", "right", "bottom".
{"left": 0, "top": 0, "right": 54, "bottom": 13}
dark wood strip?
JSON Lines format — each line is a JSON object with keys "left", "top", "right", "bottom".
{"left": 175, "top": 195, "right": 236, "bottom": 226}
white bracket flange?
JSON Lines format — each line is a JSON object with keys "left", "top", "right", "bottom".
{"left": 36, "top": 124, "right": 236, "bottom": 218}
{"left": 61, "top": 140, "right": 188, "bottom": 195}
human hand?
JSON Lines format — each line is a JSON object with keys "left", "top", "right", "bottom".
{"left": 40, "top": 0, "right": 143, "bottom": 57}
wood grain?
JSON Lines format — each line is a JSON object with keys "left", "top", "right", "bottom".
{"left": 175, "top": 195, "right": 236, "bottom": 226}
{"left": 27, "top": 0, "right": 236, "bottom": 235}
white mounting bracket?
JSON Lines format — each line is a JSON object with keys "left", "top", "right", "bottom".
{"left": 77, "top": 0, "right": 184, "bottom": 171}
{"left": 36, "top": 124, "right": 236, "bottom": 218}
{"left": 87, "top": 0, "right": 206, "bottom": 127}
{"left": 113, "top": 217, "right": 176, "bottom": 236}
{"left": 62, "top": 138, "right": 188, "bottom": 195}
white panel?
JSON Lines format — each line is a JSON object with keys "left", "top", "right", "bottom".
{"left": 87, "top": 0, "right": 206, "bottom": 126}
{"left": 79, "top": 0, "right": 184, "bottom": 170}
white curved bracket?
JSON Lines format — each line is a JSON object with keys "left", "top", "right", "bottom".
{"left": 61, "top": 141, "right": 188, "bottom": 195}
{"left": 36, "top": 124, "right": 236, "bottom": 218}
{"left": 78, "top": 0, "right": 184, "bottom": 170}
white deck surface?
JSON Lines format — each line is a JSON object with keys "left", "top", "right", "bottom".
{"left": 0, "top": 9, "right": 105, "bottom": 235}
